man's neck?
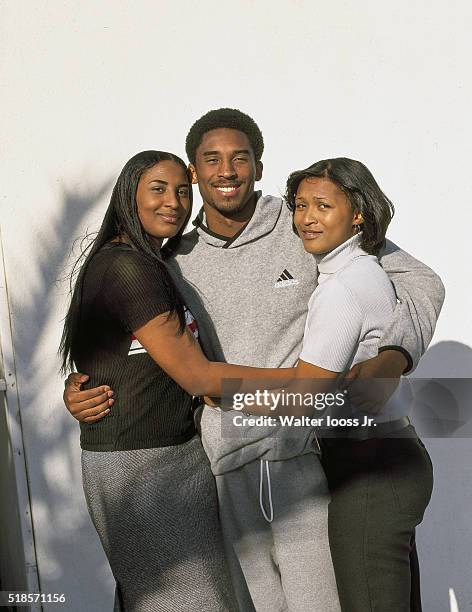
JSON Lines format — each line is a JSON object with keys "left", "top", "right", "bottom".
{"left": 203, "top": 192, "right": 258, "bottom": 238}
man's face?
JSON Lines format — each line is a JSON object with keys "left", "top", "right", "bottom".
{"left": 190, "top": 128, "right": 263, "bottom": 217}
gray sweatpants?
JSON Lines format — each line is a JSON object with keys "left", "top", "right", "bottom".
{"left": 216, "top": 452, "right": 341, "bottom": 612}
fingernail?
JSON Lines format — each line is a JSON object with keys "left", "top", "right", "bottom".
{"left": 107, "top": 390, "right": 114, "bottom": 397}
{"left": 108, "top": 398, "right": 114, "bottom": 405}
{"left": 105, "top": 409, "right": 110, "bottom": 414}
{"left": 103, "top": 386, "right": 110, "bottom": 392}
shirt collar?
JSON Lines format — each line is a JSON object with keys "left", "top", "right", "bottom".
{"left": 191, "top": 191, "right": 282, "bottom": 249}
{"left": 315, "top": 233, "right": 367, "bottom": 275}
{"left": 192, "top": 207, "right": 229, "bottom": 242}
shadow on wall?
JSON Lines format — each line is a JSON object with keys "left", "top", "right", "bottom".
{"left": 9, "top": 178, "right": 117, "bottom": 609}
{"left": 410, "top": 340, "right": 472, "bottom": 436}
{"left": 411, "top": 339, "right": 472, "bottom": 378}
{"left": 410, "top": 341, "right": 472, "bottom": 612}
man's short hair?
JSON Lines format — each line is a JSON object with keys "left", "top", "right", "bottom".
{"left": 185, "top": 108, "right": 264, "bottom": 164}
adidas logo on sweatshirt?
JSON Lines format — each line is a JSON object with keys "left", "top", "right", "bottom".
{"left": 274, "top": 269, "right": 299, "bottom": 288}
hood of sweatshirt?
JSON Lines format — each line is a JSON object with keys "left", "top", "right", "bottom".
{"left": 192, "top": 191, "right": 284, "bottom": 249}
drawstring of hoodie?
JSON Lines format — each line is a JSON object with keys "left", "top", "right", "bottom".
{"left": 259, "top": 460, "right": 274, "bottom": 523}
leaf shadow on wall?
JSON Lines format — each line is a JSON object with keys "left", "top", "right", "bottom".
{"left": 11, "top": 178, "right": 118, "bottom": 610}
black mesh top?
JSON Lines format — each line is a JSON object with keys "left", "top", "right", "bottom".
{"left": 74, "top": 243, "right": 196, "bottom": 451}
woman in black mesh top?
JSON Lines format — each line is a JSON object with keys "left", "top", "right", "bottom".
{"left": 61, "top": 151, "right": 297, "bottom": 612}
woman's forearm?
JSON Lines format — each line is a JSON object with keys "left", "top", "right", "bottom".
{"left": 194, "top": 362, "right": 296, "bottom": 398}
{"left": 199, "top": 362, "right": 339, "bottom": 418}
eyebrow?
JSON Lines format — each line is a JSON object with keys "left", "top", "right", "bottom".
{"left": 202, "top": 149, "right": 251, "bottom": 156}
{"left": 148, "top": 179, "right": 189, "bottom": 188}
{"left": 295, "top": 196, "right": 330, "bottom": 202}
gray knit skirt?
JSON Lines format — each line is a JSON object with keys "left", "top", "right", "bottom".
{"left": 82, "top": 435, "right": 237, "bottom": 612}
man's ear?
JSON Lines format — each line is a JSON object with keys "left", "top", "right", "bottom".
{"left": 255, "top": 160, "right": 263, "bottom": 182}
{"left": 188, "top": 163, "right": 198, "bottom": 184}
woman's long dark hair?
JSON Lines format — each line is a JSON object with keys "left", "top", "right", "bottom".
{"left": 285, "top": 157, "right": 394, "bottom": 254}
{"left": 60, "top": 150, "right": 192, "bottom": 374}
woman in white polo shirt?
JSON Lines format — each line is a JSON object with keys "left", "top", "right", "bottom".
{"left": 285, "top": 158, "right": 433, "bottom": 612}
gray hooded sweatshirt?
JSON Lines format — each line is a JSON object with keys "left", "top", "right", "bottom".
{"left": 168, "top": 193, "right": 444, "bottom": 475}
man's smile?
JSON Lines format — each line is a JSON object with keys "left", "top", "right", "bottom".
{"left": 213, "top": 184, "right": 242, "bottom": 197}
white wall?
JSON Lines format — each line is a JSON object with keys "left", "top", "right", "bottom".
{"left": 1, "top": 1, "right": 471, "bottom": 610}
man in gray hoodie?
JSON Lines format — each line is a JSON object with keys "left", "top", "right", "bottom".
{"left": 65, "top": 108, "right": 444, "bottom": 611}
